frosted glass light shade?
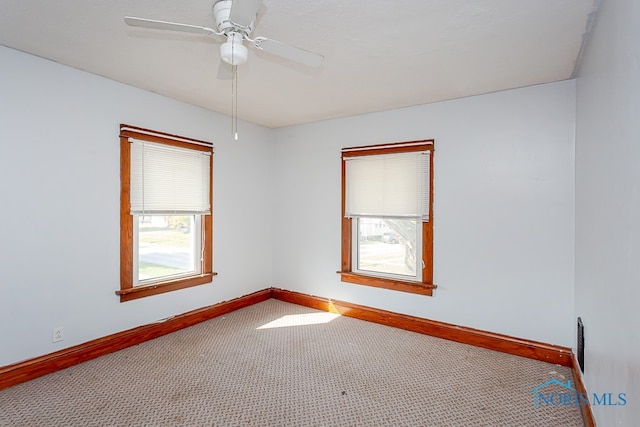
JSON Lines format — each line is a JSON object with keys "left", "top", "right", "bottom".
{"left": 220, "top": 39, "right": 248, "bottom": 65}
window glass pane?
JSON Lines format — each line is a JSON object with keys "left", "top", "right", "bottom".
{"left": 137, "top": 215, "right": 199, "bottom": 283}
{"left": 356, "top": 217, "right": 417, "bottom": 277}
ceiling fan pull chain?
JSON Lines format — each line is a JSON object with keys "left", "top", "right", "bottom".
{"left": 230, "top": 39, "right": 236, "bottom": 141}
{"left": 234, "top": 66, "right": 239, "bottom": 141}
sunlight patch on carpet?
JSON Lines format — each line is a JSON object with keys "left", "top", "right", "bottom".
{"left": 257, "top": 312, "right": 340, "bottom": 329}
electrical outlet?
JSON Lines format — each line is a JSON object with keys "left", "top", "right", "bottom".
{"left": 52, "top": 327, "right": 64, "bottom": 343}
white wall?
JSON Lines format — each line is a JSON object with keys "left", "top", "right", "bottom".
{"left": 273, "top": 80, "right": 576, "bottom": 347}
{"left": 0, "top": 46, "right": 274, "bottom": 366}
{"left": 575, "top": 0, "right": 640, "bottom": 424}
{"left": 0, "top": 43, "right": 579, "bottom": 370}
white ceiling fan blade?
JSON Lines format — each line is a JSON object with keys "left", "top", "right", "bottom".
{"left": 217, "top": 61, "right": 234, "bottom": 80}
{"left": 253, "top": 37, "right": 324, "bottom": 68}
{"left": 124, "top": 16, "right": 217, "bottom": 36}
{"left": 229, "top": 0, "right": 263, "bottom": 28}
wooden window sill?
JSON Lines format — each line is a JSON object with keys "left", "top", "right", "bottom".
{"left": 338, "top": 271, "right": 436, "bottom": 296}
{"left": 117, "top": 273, "right": 217, "bottom": 302}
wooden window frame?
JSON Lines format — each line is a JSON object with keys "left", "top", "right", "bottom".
{"left": 339, "top": 140, "right": 436, "bottom": 296}
{"left": 117, "top": 124, "right": 215, "bottom": 302}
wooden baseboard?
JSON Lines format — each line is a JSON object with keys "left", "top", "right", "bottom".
{"left": 570, "top": 353, "right": 596, "bottom": 427}
{"left": 1, "top": 286, "right": 577, "bottom": 393}
{"left": 271, "top": 288, "right": 573, "bottom": 366}
{"left": 0, "top": 288, "right": 271, "bottom": 391}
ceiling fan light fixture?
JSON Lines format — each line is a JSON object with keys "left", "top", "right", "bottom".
{"left": 220, "top": 32, "right": 248, "bottom": 65}
{"left": 124, "top": 0, "right": 324, "bottom": 141}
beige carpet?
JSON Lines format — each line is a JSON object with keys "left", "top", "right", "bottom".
{"left": 0, "top": 299, "right": 583, "bottom": 426}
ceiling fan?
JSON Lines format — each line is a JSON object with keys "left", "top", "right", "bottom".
{"left": 124, "top": 0, "right": 324, "bottom": 79}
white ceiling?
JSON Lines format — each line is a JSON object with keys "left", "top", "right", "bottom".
{"left": 0, "top": 0, "right": 597, "bottom": 128}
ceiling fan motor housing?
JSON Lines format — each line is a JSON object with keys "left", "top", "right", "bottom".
{"left": 213, "top": 0, "right": 254, "bottom": 35}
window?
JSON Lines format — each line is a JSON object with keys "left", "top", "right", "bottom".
{"left": 340, "top": 140, "right": 435, "bottom": 296}
{"left": 118, "top": 125, "right": 215, "bottom": 302}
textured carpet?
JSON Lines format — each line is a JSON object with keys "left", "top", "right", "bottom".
{"left": 0, "top": 299, "right": 583, "bottom": 426}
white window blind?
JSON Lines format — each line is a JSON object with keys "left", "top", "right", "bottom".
{"left": 345, "top": 151, "right": 430, "bottom": 220}
{"left": 130, "top": 139, "right": 211, "bottom": 214}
